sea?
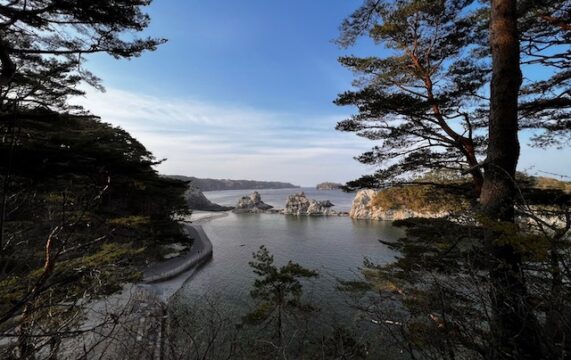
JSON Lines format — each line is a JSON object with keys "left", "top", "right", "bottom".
{"left": 174, "top": 188, "right": 403, "bottom": 324}
{"left": 202, "top": 187, "right": 356, "bottom": 211}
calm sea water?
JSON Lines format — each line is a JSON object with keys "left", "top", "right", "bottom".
{"left": 175, "top": 191, "right": 404, "bottom": 321}
{"left": 203, "top": 187, "right": 356, "bottom": 211}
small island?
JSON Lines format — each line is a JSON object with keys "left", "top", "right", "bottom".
{"left": 315, "top": 182, "right": 343, "bottom": 190}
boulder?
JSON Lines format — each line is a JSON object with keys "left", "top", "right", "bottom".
{"left": 283, "top": 192, "right": 335, "bottom": 216}
{"left": 233, "top": 192, "right": 273, "bottom": 213}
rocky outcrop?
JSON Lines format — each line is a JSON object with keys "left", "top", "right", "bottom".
{"left": 349, "top": 189, "right": 448, "bottom": 220}
{"left": 233, "top": 192, "right": 274, "bottom": 213}
{"left": 185, "top": 186, "right": 233, "bottom": 211}
{"left": 349, "top": 189, "right": 380, "bottom": 219}
{"left": 316, "top": 182, "right": 343, "bottom": 190}
{"left": 283, "top": 192, "right": 335, "bottom": 216}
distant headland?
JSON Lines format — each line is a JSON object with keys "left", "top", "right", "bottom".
{"left": 167, "top": 175, "right": 300, "bottom": 191}
{"left": 316, "top": 182, "right": 343, "bottom": 190}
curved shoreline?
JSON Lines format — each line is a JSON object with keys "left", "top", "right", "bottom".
{"left": 143, "top": 223, "right": 213, "bottom": 285}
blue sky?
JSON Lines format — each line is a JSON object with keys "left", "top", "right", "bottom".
{"left": 78, "top": 0, "right": 570, "bottom": 186}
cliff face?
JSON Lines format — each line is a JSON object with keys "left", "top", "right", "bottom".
{"left": 233, "top": 192, "right": 274, "bottom": 213}
{"left": 185, "top": 187, "right": 233, "bottom": 211}
{"left": 167, "top": 175, "right": 299, "bottom": 191}
{"left": 349, "top": 190, "right": 379, "bottom": 219}
{"left": 284, "top": 192, "right": 335, "bottom": 216}
{"left": 349, "top": 189, "right": 448, "bottom": 220}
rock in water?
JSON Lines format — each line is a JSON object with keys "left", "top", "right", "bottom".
{"left": 283, "top": 192, "right": 335, "bottom": 216}
{"left": 185, "top": 186, "right": 233, "bottom": 211}
{"left": 233, "top": 192, "right": 274, "bottom": 213}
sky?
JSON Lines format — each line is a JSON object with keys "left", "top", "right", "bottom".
{"left": 76, "top": 0, "right": 570, "bottom": 186}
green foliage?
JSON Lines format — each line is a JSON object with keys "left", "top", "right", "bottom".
{"left": 321, "top": 326, "right": 369, "bottom": 360}
{"left": 0, "top": 1, "right": 175, "bottom": 354}
{"left": 0, "top": 111, "right": 190, "bottom": 343}
{"left": 0, "top": 0, "right": 164, "bottom": 113}
{"left": 342, "top": 205, "right": 571, "bottom": 359}
{"left": 336, "top": 0, "right": 571, "bottom": 191}
{"left": 109, "top": 216, "right": 151, "bottom": 228}
{"left": 336, "top": 0, "right": 487, "bottom": 191}
{"left": 0, "top": 243, "right": 143, "bottom": 320}
{"left": 475, "top": 214, "right": 550, "bottom": 261}
{"left": 1, "top": 111, "right": 189, "bottom": 252}
{"left": 371, "top": 185, "right": 470, "bottom": 214}
{"left": 245, "top": 246, "right": 319, "bottom": 342}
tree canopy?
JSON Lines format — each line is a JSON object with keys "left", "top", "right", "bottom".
{"left": 0, "top": 1, "right": 190, "bottom": 356}
{"left": 336, "top": 0, "right": 570, "bottom": 195}
{"left": 0, "top": 0, "right": 164, "bottom": 113}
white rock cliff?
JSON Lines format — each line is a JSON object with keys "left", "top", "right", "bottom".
{"left": 283, "top": 192, "right": 335, "bottom": 216}
{"left": 233, "top": 192, "right": 274, "bottom": 213}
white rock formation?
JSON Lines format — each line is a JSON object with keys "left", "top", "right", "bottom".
{"left": 233, "top": 192, "right": 273, "bottom": 213}
{"left": 283, "top": 192, "right": 335, "bottom": 216}
{"left": 349, "top": 189, "right": 381, "bottom": 219}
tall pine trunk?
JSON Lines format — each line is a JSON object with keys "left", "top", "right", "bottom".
{"left": 481, "top": 0, "right": 547, "bottom": 358}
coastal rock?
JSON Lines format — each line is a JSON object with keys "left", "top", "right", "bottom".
{"left": 349, "top": 189, "right": 380, "bottom": 219}
{"left": 233, "top": 192, "right": 274, "bottom": 213}
{"left": 283, "top": 192, "right": 335, "bottom": 216}
{"left": 185, "top": 186, "right": 233, "bottom": 211}
{"left": 349, "top": 189, "right": 448, "bottom": 220}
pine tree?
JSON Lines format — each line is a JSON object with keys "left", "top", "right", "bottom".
{"left": 336, "top": 0, "right": 487, "bottom": 195}
{"left": 245, "top": 245, "right": 319, "bottom": 347}
{"left": 0, "top": 0, "right": 164, "bottom": 112}
{"left": 336, "top": 0, "right": 570, "bottom": 194}
{"left": 338, "top": 1, "right": 571, "bottom": 358}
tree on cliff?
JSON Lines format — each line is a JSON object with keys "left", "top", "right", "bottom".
{"left": 336, "top": 0, "right": 570, "bottom": 195}
{"left": 338, "top": 0, "right": 570, "bottom": 358}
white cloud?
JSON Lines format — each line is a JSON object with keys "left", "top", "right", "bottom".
{"left": 73, "top": 87, "right": 570, "bottom": 186}
{"left": 73, "top": 87, "right": 372, "bottom": 185}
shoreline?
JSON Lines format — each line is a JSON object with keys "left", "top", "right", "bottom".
{"left": 142, "top": 222, "right": 214, "bottom": 300}
{"left": 59, "top": 222, "right": 216, "bottom": 359}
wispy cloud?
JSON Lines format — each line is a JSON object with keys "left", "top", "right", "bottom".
{"left": 73, "top": 87, "right": 570, "bottom": 185}
{"left": 73, "top": 87, "right": 372, "bottom": 185}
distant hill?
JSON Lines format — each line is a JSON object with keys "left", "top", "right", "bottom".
{"left": 316, "top": 182, "right": 343, "bottom": 190}
{"left": 167, "top": 176, "right": 300, "bottom": 192}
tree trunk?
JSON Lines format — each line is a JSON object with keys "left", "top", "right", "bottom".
{"left": 481, "top": 0, "right": 547, "bottom": 358}
{"left": 464, "top": 146, "right": 484, "bottom": 197}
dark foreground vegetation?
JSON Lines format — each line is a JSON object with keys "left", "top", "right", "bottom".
{"left": 0, "top": 1, "right": 189, "bottom": 357}
{"left": 333, "top": 0, "right": 571, "bottom": 359}
{"left": 0, "top": 0, "right": 569, "bottom": 359}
